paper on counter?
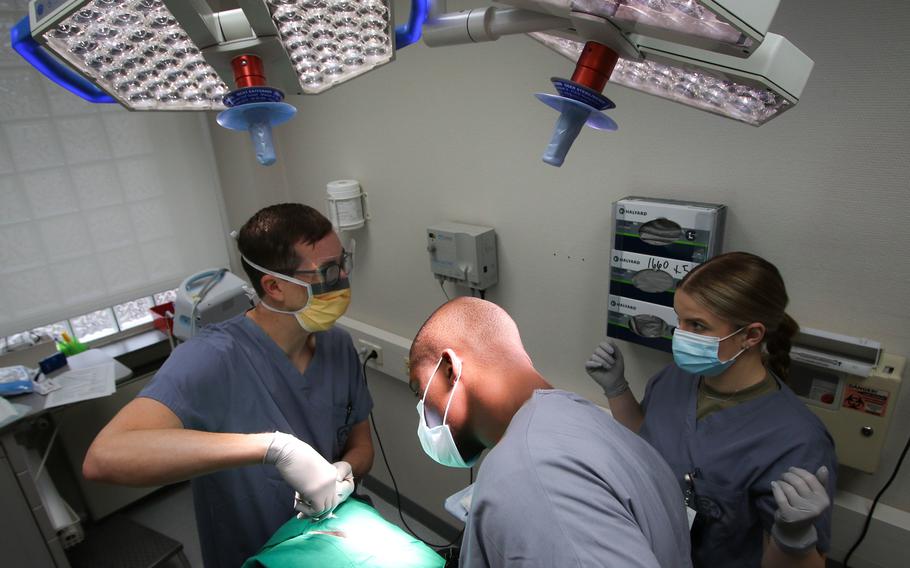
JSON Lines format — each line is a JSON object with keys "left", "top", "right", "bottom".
{"left": 0, "top": 397, "right": 29, "bottom": 428}
{"left": 44, "top": 362, "right": 116, "bottom": 409}
{"left": 0, "top": 396, "right": 17, "bottom": 424}
{"left": 33, "top": 378, "right": 63, "bottom": 395}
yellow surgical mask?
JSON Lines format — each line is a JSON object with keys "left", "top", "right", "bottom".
{"left": 241, "top": 255, "right": 351, "bottom": 332}
{"left": 293, "top": 288, "right": 351, "bottom": 332}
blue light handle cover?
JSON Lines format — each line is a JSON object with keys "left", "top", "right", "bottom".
{"left": 10, "top": 16, "right": 115, "bottom": 104}
{"left": 248, "top": 117, "right": 277, "bottom": 166}
{"left": 216, "top": 101, "right": 296, "bottom": 167}
{"left": 543, "top": 104, "right": 589, "bottom": 167}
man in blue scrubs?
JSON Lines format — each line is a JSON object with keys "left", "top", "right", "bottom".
{"left": 408, "top": 298, "right": 691, "bottom": 567}
{"left": 84, "top": 204, "right": 374, "bottom": 567}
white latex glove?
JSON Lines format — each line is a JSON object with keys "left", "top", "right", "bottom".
{"left": 264, "top": 432, "right": 339, "bottom": 518}
{"left": 584, "top": 340, "right": 629, "bottom": 398}
{"left": 771, "top": 466, "right": 831, "bottom": 554}
{"left": 332, "top": 460, "right": 355, "bottom": 504}
{"left": 294, "top": 461, "right": 355, "bottom": 520}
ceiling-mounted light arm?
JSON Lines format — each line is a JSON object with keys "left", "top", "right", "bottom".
{"left": 428, "top": 0, "right": 448, "bottom": 20}
{"left": 162, "top": 0, "right": 223, "bottom": 48}
{"left": 9, "top": 15, "right": 114, "bottom": 104}
{"left": 237, "top": 0, "right": 280, "bottom": 38}
{"left": 569, "top": 11, "right": 640, "bottom": 59}
{"left": 704, "top": 0, "right": 781, "bottom": 46}
{"left": 423, "top": 7, "right": 569, "bottom": 47}
{"left": 215, "top": 9, "right": 257, "bottom": 43}
{"left": 508, "top": 0, "right": 780, "bottom": 57}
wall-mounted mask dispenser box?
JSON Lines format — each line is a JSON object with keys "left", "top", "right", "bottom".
{"left": 606, "top": 197, "right": 726, "bottom": 352}
{"left": 789, "top": 327, "right": 904, "bottom": 473}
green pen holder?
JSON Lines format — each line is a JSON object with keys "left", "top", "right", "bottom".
{"left": 56, "top": 339, "right": 87, "bottom": 356}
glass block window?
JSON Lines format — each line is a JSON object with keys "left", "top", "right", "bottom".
{"left": 0, "top": 10, "right": 229, "bottom": 338}
{"left": 32, "top": 320, "right": 72, "bottom": 342}
{"left": 154, "top": 288, "right": 178, "bottom": 305}
{"left": 70, "top": 308, "right": 118, "bottom": 342}
{"left": 114, "top": 296, "right": 154, "bottom": 330}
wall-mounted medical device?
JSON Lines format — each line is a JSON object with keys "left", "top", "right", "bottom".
{"left": 788, "top": 328, "right": 904, "bottom": 474}
{"left": 427, "top": 222, "right": 498, "bottom": 291}
{"left": 607, "top": 196, "right": 725, "bottom": 352}
{"left": 12, "top": 0, "right": 812, "bottom": 167}
{"left": 173, "top": 269, "right": 253, "bottom": 340}
{"left": 326, "top": 179, "right": 370, "bottom": 232}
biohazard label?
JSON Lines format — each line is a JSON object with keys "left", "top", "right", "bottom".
{"left": 842, "top": 384, "right": 890, "bottom": 416}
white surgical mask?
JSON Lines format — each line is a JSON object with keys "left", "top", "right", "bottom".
{"left": 416, "top": 352, "right": 478, "bottom": 469}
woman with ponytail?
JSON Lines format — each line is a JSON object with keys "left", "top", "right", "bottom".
{"left": 585, "top": 252, "right": 836, "bottom": 568}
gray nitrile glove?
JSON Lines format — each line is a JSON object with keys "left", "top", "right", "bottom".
{"left": 585, "top": 340, "right": 629, "bottom": 398}
{"left": 771, "top": 466, "right": 831, "bottom": 555}
{"left": 264, "top": 432, "right": 339, "bottom": 518}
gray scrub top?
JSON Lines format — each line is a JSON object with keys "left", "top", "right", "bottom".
{"left": 461, "top": 389, "right": 692, "bottom": 568}
{"left": 639, "top": 365, "right": 836, "bottom": 568}
{"left": 139, "top": 314, "right": 372, "bottom": 568}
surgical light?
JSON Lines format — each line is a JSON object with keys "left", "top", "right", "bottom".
{"left": 14, "top": 0, "right": 396, "bottom": 164}
{"left": 30, "top": 0, "right": 229, "bottom": 110}
{"left": 528, "top": 31, "right": 802, "bottom": 126}
{"left": 14, "top": 0, "right": 811, "bottom": 168}
{"left": 417, "top": 0, "right": 810, "bottom": 165}
{"left": 18, "top": 0, "right": 395, "bottom": 109}
{"left": 262, "top": 0, "right": 394, "bottom": 94}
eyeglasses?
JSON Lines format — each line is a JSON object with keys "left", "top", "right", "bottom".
{"left": 292, "top": 249, "right": 353, "bottom": 289}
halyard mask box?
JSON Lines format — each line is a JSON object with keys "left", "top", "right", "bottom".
{"left": 607, "top": 196, "right": 726, "bottom": 352}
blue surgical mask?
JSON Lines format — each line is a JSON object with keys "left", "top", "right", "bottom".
{"left": 672, "top": 327, "right": 747, "bottom": 377}
{"left": 416, "top": 353, "right": 478, "bottom": 469}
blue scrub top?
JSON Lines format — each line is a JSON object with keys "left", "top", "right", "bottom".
{"left": 139, "top": 314, "right": 372, "bottom": 568}
{"left": 462, "top": 389, "right": 692, "bottom": 568}
{"left": 639, "top": 365, "right": 836, "bottom": 568}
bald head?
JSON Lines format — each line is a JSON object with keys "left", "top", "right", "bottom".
{"left": 410, "top": 297, "right": 529, "bottom": 376}
{"left": 409, "top": 298, "right": 548, "bottom": 451}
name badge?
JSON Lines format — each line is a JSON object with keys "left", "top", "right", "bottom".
{"left": 686, "top": 505, "right": 698, "bottom": 531}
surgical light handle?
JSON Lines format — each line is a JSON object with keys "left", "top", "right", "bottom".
{"left": 395, "top": 0, "right": 429, "bottom": 49}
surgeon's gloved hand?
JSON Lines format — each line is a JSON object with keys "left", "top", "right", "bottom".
{"left": 264, "top": 432, "right": 339, "bottom": 518}
{"left": 771, "top": 466, "right": 831, "bottom": 555}
{"left": 293, "top": 461, "right": 355, "bottom": 520}
{"left": 585, "top": 340, "right": 629, "bottom": 398}
{"left": 333, "top": 460, "right": 355, "bottom": 503}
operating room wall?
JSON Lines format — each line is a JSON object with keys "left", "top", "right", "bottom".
{"left": 208, "top": 0, "right": 910, "bottom": 533}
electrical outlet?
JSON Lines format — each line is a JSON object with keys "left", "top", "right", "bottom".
{"left": 358, "top": 339, "right": 383, "bottom": 366}
{"left": 338, "top": 316, "right": 412, "bottom": 384}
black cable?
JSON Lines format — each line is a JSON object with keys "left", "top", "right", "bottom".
{"left": 362, "top": 353, "right": 467, "bottom": 550}
{"left": 843, "top": 429, "right": 910, "bottom": 567}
